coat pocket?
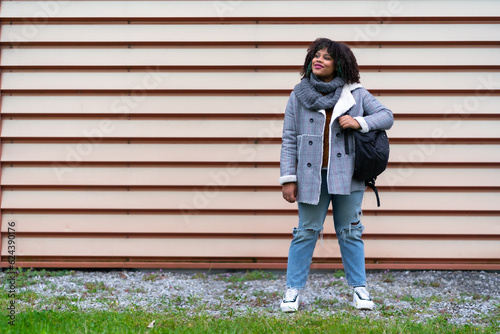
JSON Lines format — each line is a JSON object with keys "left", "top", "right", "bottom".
{"left": 296, "top": 134, "right": 323, "bottom": 178}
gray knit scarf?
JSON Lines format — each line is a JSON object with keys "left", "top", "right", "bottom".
{"left": 294, "top": 73, "right": 345, "bottom": 110}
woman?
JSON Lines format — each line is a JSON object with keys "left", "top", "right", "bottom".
{"left": 279, "top": 38, "right": 394, "bottom": 312}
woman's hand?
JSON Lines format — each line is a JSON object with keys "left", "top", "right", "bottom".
{"left": 282, "top": 183, "right": 297, "bottom": 203}
{"left": 338, "top": 115, "right": 361, "bottom": 130}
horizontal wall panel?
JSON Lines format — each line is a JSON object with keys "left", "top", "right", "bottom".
{"left": 3, "top": 1, "right": 499, "bottom": 19}
{"left": 376, "top": 96, "right": 500, "bottom": 115}
{"left": 3, "top": 143, "right": 500, "bottom": 163}
{"left": 0, "top": 95, "right": 290, "bottom": 115}
{"left": 2, "top": 236, "right": 498, "bottom": 259}
{"left": 2, "top": 167, "right": 500, "bottom": 188}
{"left": 3, "top": 72, "right": 500, "bottom": 91}
{"left": 3, "top": 24, "right": 499, "bottom": 43}
{"left": 1, "top": 143, "right": 281, "bottom": 163}
{"left": 3, "top": 119, "right": 500, "bottom": 139}
{"left": 2, "top": 72, "right": 301, "bottom": 91}
{"left": 377, "top": 168, "right": 500, "bottom": 187}
{"left": 3, "top": 95, "right": 500, "bottom": 115}
{"left": 3, "top": 213, "right": 499, "bottom": 236}
{"left": 389, "top": 145, "right": 500, "bottom": 163}
{"left": 388, "top": 120, "right": 500, "bottom": 139}
{"left": 355, "top": 48, "right": 500, "bottom": 66}
{"left": 0, "top": 167, "right": 280, "bottom": 186}
{"left": 1, "top": 119, "right": 284, "bottom": 139}
{"left": 3, "top": 48, "right": 500, "bottom": 67}
{"left": 2, "top": 190, "right": 499, "bottom": 212}
{"left": 3, "top": 48, "right": 308, "bottom": 67}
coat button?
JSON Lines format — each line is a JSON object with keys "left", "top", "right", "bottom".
{"left": 309, "top": 118, "right": 314, "bottom": 123}
{"left": 307, "top": 163, "right": 312, "bottom": 167}
{"left": 336, "top": 133, "right": 341, "bottom": 137}
{"left": 337, "top": 153, "right": 342, "bottom": 157}
{"left": 308, "top": 141, "right": 313, "bottom": 145}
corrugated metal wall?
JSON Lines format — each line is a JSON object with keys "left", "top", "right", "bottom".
{"left": 0, "top": 1, "right": 499, "bottom": 270}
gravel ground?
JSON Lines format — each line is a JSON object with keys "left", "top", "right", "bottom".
{"left": 4, "top": 269, "right": 500, "bottom": 328}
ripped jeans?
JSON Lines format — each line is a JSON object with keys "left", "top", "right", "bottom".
{"left": 286, "top": 171, "right": 366, "bottom": 289}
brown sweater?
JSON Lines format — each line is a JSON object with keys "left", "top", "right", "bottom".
{"left": 322, "top": 107, "right": 333, "bottom": 168}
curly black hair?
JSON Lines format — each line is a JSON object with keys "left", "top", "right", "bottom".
{"left": 300, "top": 38, "right": 360, "bottom": 84}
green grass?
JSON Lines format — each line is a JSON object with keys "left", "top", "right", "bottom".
{"left": 0, "top": 309, "right": 497, "bottom": 334}
{"left": 84, "top": 281, "right": 116, "bottom": 293}
{"left": 214, "top": 270, "right": 278, "bottom": 283}
{"left": 382, "top": 270, "right": 395, "bottom": 283}
{"left": 0, "top": 268, "right": 75, "bottom": 288}
{"left": 143, "top": 272, "right": 168, "bottom": 282}
{"left": 332, "top": 270, "right": 345, "bottom": 278}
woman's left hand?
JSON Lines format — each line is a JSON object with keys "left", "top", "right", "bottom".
{"left": 338, "top": 115, "right": 361, "bottom": 130}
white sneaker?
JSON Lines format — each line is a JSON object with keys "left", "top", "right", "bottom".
{"left": 280, "top": 288, "right": 299, "bottom": 312}
{"left": 353, "top": 286, "right": 374, "bottom": 310}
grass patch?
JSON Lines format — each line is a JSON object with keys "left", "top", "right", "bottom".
{"left": 142, "top": 272, "right": 166, "bottom": 282}
{"left": 125, "top": 287, "right": 147, "bottom": 293}
{"left": 412, "top": 279, "right": 440, "bottom": 288}
{"left": 457, "top": 293, "right": 493, "bottom": 303}
{"left": 0, "top": 309, "right": 497, "bottom": 334}
{"left": 226, "top": 282, "right": 249, "bottom": 291}
{"left": 320, "top": 271, "right": 347, "bottom": 288}
{"left": 0, "top": 268, "right": 75, "bottom": 288}
{"left": 321, "top": 280, "right": 343, "bottom": 288}
{"left": 215, "top": 270, "right": 278, "bottom": 283}
{"left": 333, "top": 270, "right": 345, "bottom": 278}
{"left": 482, "top": 303, "right": 500, "bottom": 325}
{"left": 83, "top": 281, "right": 115, "bottom": 293}
{"left": 382, "top": 269, "right": 395, "bottom": 283}
{"left": 312, "top": 296, "right": 339, "bottom": 309}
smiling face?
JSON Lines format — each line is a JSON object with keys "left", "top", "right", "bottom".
{"left": 311, "top": 47, "right": 335, "bottom": 82}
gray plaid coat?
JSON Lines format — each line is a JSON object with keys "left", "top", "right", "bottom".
{"left": 280, "top": 83, "right": 394, "bottom": 205}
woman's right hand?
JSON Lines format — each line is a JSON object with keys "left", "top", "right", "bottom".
{"left": 282, "top": 183, "right": 297, "bottom": 203}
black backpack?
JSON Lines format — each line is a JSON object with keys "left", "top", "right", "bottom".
{"left": 344, "top": 127, "right": 389, "bottom": 207}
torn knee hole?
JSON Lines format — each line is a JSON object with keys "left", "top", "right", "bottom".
{"left": 295, "top": 227, "right": 319, "bottom": 232}
{"left": 293, "top": 227, "right": 321, "bottom": 236}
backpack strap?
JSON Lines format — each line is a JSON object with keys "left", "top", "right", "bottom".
{"left": 343, "top": 109, "right": 353, "bottom": 155}
{"left": 365, "top": 179, "right": 381, "bottom": 207}
{"left": 344, "top": 128, "right": 350, "bottom": 155}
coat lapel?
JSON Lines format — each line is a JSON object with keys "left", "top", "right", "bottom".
{"left": 332, "top": 83, "right": 362, "bottom": 121}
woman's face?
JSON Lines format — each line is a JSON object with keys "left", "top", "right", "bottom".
{"left": 311, "top": 47, "right": 335, "bottom": 82}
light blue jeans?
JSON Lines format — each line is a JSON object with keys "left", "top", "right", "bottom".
{"left": 286, "top": 170, "right": 367, "bottom": 289}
